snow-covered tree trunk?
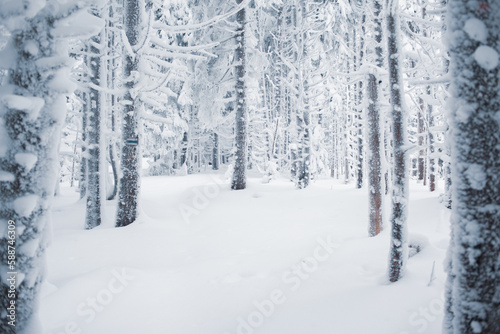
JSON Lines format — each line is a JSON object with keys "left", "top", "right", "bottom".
{"left": 367, "top": 0, "right": 384, "bottom": 237}
{"left": 417, "top": 98, "right": 425, "bottom": 182}
{"left": 79, "top": 90, "right": 89, "bottom": 199}
{"left": 386, "top": 0, "right": 409, "bottom": 282}
{"left": 85, "top": 28, "right": 105, "bottom": 230}
{"left": 356, "top": 13, "right": 365, "bottom": 190}
{"left": 212, "top": 132, "right": 220, "bottom": 170}
{"left": 116, "top": 0, "right": 144, "bottom": 226}
{"left": 231, "top": 0, "right": 247, "bottom": 190}
{"left": 444, "top": 0, "right": 500, "bottom": 332}
{"left": 0, "top": 1, "right": 103, "bottom": 331}
{"left": 427, "top": 88, "right": 436, "bottom": 192}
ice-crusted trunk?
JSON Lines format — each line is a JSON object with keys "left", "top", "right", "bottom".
{"left": 426, "top": 88, "right": 436, "bottom": 192}
{"left": 367, "top": 0, "right": 384, "bottom": 237}
{"left": 356, "top": 12, "right": 365, "bottom": 190}
{"left": 85, "top": 27, "right": 106, "bottom": 230}
{"left": 417, "top": 98, "right": 425, "bottom": 182}
{"left": 107, "top": 4, "right": 119, "bottom": 201}
{"left": 212, "top": 132, "right": 219, "bottom": 170}
{"left": 444, "top": 0, "right": 500, "bottom": 332}
{"left": 296, "top": 1, "right": 311, "bottom": 190}
{"left": 231, "top": 0, "right": 247, "bottom": 190}
{"left": 116, "top": 0, "right": 144, "bottom": 226}
{"left": 0, "top": 1, "right": 103, "bottom": 332}
{"left": 78, "top": 90, "right": 89, "bottom": 199}
{"left": 386, "top": 0, "right": 408, "bottom": 283}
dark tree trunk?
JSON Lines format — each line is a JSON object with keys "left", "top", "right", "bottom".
{"left": 116, "top": 0, "right": 143, "bottom": 227}
{"left": 367, "top": 0, "right": 384, "bottom": 237}
{"left": 85, "top": 33, "right": 104, "bottom": 230}
{"left": 386, "top": 0, "right": 408, "bottom": 283}
{"left": 427, "top": 89, "right": 436, "bottom": 192}
{"left": 231, "top": 0, "right": 247, "bottom": 190}
{"left": 79, "top": 91, "right": 88, "bottom": 199}
{"left": 417, "top": 98, "right": 425, "bottom": 182}
{"left": 0, "top": 6, "right": 80, "bottom": 331}
{"left": 212, "top": 132, "right": 219, "bottom": 170}
{"left": 444, "top": 1, "right": 500, "bottom": 332}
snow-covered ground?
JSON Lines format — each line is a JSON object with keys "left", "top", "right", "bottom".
{"left": 39, "top": 174, "right": 450, "bottom": 334}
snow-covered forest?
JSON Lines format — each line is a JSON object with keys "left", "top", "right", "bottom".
{"left": 0, "top": 0, "right": 499, "bottom": 333}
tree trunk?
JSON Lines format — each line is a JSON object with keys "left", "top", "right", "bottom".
{"left": 427, "top": 88, "right": 436, "bottom": 192}
{"left": 444, "top": 0, "right": 500, "bottom": 332}
{"left": 0, "top": 4, "right": 85, "bottom": 331}
{"left": 386, "top": 0, "right": 409, "bottom": 283}
{"left": 231, "top": 0, "right": 247, "bottom": 190}
{"left": 116, "top": 0, "right": 143, "bottom": 227}
{"left": 367, "top": 0, "right": 384, "bottom": 237}
{"left": 79, "top": 90, "right": 88, "bottom": 199}
{"left": 212, "top": 132, "right": 219, "bottom": 170}
{"left": 417, "top": 98, "right": 425, "bottom": 182}
{"left": 85, "top": 31, "right": 105, "bottom": 230}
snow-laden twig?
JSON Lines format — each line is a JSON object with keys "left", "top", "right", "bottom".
{"left": 153, "top": 0, "right": 251, "bottom": 33}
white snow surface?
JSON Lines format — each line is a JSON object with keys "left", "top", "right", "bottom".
{"left": 39, "top": 175, "right": 450, "bottom": 334}
{"left": 463, "top": 18, "right": 487, "bottom": 43}
{"left": 473, "top": 45, "right": 499, "bottom": 71}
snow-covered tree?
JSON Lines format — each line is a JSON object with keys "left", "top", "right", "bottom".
{"left": 444, "top": 0, "right": 500, "bottom": 332}
{"left": 0, "top": 0, "right": 103, "bottom": 331}
{"left": 366, "top": 0, "right": 385, "bottom": 237}
{"left": 231, "top": 0, "right": 248, "bottom": 190}
{"left": 116, "top": 0, "right": 146, "bottom": 227}
{"left": 386, "top": 0, "right": 409, "bottom": 283}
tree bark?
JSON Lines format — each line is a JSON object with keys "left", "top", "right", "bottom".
{"left": 85, "top": 30, "right": 105, "bottom": 230}
{"left": 231, "top": 0, "right": 247, "bottom": 190}
{"left": 116, "top": 0, "right": 143, "bottom": 227}
{"left": 386, "top": 0, "right": 409, "bottom": 283}
{"left": 444, "top": 0, "right": 500, "bottom": 332}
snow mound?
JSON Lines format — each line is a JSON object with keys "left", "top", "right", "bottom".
{"left": 1, "top": 94, "right": 45, "bottom": 120}
{"left": 15, "top": 153, "right": 38, "bottom": 171}
{"left": 464, "top": 18, "right": 487, "bottom": 43}
{"left": 473, "top": 46, "right": 499, "bottom": 71}
{"left": 13, "top": 194, "right": 39, "bottom": 217}
{"left": 0, "top": 171, "right": 15, "bottom": 181}
{"left": 52, "top": 10, "right": 105, "bottom": 39}
{"left": 464, "top": 164, "right": 486, "bottom": 190}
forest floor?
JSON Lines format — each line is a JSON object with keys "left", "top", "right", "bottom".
{"left": 39, "top": 173, "right": 450, "bottom": 334}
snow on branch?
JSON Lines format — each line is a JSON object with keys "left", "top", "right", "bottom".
{"left": 153, "top": 0, "right": 251, "bottom": 33}
{"left": 150, "top": 37, "right": 219, "bottom": 54}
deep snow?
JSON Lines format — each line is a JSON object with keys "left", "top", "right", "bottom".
{"left": 39, "top": 174, "right": 450, "bottom": 334}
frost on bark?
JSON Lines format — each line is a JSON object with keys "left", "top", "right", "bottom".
{"left": 212, "top": 132, "right": 220, "bottom": 170}
{"left": 386, "top": 0, "right": 409, "bottom": 282}
{"left": 294, "top": 1, "right": 311, "bottom": 190}
{"left": 0, "top": 1, "right": 101, "bottom": 331}
{"left": 78, "top": 90, "right": 89, "bottom": 199}
{"left": 116, "top": 0, "right": 143, "bottom": 226}
{"left": 85, "top": 30, "right": 105, "bottom": 230}
{"left": 367, "top": 0, "right": 384, "bottom": 237}
{"left": 444, "top": 0, "right": 500, "bottom": 332}
{"left": 231, "top": 0, "right": 247, "bottom": 190}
